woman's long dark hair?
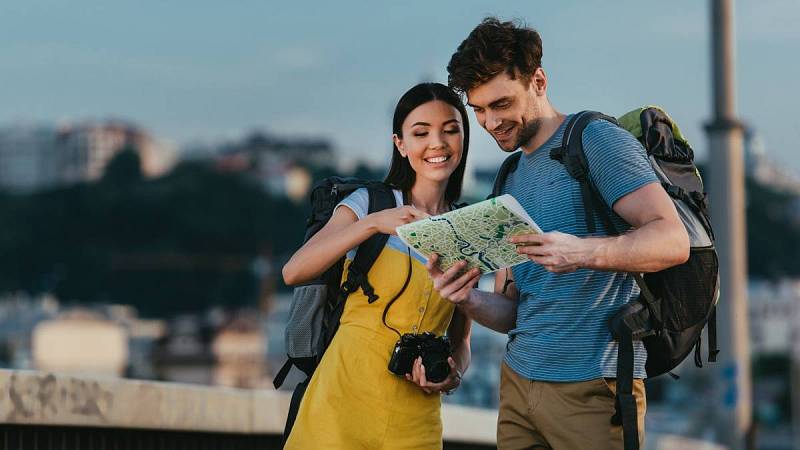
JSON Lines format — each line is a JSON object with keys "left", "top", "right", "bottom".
{"left": 384, "top": 82, "right": 470, "bottom": 203}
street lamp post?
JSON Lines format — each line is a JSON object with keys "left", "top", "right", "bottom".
{"left": 705, "top": 0, "right": 753, "bottom": 449}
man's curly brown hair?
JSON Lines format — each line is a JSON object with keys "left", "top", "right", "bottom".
{"left": 447, "top": 17, "right": 543, "bottom": 95}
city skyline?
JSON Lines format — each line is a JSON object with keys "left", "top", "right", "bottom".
{"left": 1, "top": 1, "right": 798, "bottom": 174}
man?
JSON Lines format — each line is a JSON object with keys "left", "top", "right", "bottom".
{"left": 426, "top": 18, "right": 690, "bottom": 450}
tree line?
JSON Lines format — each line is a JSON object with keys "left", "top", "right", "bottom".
{"left": 0, "top": 154, "right": 796, "bottom": 317}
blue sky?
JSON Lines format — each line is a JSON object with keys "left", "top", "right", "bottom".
{"left": 1, "top": 1, "right": 798, "bottom": 173}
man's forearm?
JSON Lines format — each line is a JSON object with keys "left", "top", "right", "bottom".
{"left": 585, "top": 218, "right": 689, "bottom": 273}
{"left": 458, "top": 289, "right": 517, "bottom": 334}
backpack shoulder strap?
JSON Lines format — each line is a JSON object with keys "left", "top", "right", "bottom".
{"left": 340, "top": 183, "right": 395, "bottom": 303}
{"left": 556, "top": 112, "right": 654, "bottom": 450}
{"left": 553, "top": 112, "right": 660, "bottom": 296}
{"left": 489, "top": 151, "right": 523, "bottom": 199}
{"left": 550, "top": 111, "right": 619, "bottom": 234}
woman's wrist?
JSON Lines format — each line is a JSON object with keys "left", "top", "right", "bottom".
{"left": 360, "top": 214, "right": 379, "bottom": 234}
{"left": 443, "top": 369, "right": 462, "bottom": 395}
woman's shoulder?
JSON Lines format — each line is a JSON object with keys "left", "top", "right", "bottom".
{"left": 337, "top": 186, "right": 403, "bottom": 219}
{"left": 343, "top": 186, "right": 402, "bottom": 204}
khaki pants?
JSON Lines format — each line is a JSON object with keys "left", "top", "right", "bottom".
{"left": 497, "top": 362, "right": 646, "bottom": 450}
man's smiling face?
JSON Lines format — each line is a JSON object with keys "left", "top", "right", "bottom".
{"left": 466, "top": 69, "right": 547, "bottom": 152}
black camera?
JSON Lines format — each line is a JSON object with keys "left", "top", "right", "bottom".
{"left": 388, "top": 332, "right": 452, "bottom": 383}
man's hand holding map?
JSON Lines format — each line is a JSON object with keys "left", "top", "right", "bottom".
{"left": 396, "top": 194, "right": 542, "bottom": 274}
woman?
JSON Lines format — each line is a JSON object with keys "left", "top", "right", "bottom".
{"left": 282, "top": 82, "right": 479, "bottom": 449}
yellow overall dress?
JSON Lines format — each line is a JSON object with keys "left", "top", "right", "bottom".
{"left": 285, "top": 190, "right": 456, "bottom": 450}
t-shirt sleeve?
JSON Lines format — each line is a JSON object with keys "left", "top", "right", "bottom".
{"left": 582, "top": 119, "right": 659, "bottom": 207}
{"left": 335, "top": 187, "right": 369, "bottom": 220}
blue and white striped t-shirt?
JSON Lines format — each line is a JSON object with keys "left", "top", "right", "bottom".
{"left": 501, "top": 115, "right": 658, "bottom": 382}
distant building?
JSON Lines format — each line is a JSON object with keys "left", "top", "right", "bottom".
{"left": 151, "top": 315, "right": 215, "bottom": 385}
{"left": 744, "top": 127, "right": 800, "bottom": 195}
{"left": 102, "top": 304, "right": 166, "bottom": 380}
{"left": 0, "top": 121, "right": 176, "bottom": 192}
{"left": 748, "top": 279, "right": 800, "bottom": 354}
{"left": 32, "top": 309, "right": 129, "bottom": 376}
{"left": 0, "top": 124, "right": 58, "bottom": 191}
{"left": 56, "top": 121, "right": 172, "bottom": 184}
{"left": 214, "top": 131, "right": 334, "bottom": 197}
{"left": 0, "top": 293, "right": 60, "bottom": 370}
{"left": 211, "top": 314, "right": 267, "bottom": 389}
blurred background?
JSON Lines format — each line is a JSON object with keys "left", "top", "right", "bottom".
{"left": 0, "top": 1, "right": 798, "bottom": 449}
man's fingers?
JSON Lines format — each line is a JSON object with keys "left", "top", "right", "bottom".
{"left": 438, "top": 268, "right": 480, "bottom": 298}
{"left": 426, "top": 254, "right": 446, "bottom": 279}
{"left": 434, "top": 261, "right": 470, "bottom": 290}
{"left": 526, "top": 255, "right": 577, "bottom": 273}
{"left": 508, "top": 233, "right": 546, "bottom": 245}
{"left": 426, "top": 253, "right": 443, "bottom": 276}
{"left": 516, "top": 244, "right": 549, "bottom": 256}
{"left": 528, "top": 254, "right": 555, "bottom": 265}
{"left": 448, "top": 277, "right": 478, "bottom": 300}
{"left": 442, "top": 261, "right": 469, "bottom": 281}
{"left": 439, "top": 274, "right": 480, "bottom": 301}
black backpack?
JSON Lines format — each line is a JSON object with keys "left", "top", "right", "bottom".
{"left": 273, "top": 177, "right": 396, "bottom": 444}
{"left": 491, "top": 108, "right": 720, "bottom": 450}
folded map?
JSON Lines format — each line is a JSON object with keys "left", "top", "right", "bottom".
{"left": 396, "top": 194, "right": 542, "bottom": 274}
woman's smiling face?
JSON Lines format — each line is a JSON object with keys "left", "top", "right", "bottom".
{"left": 393, "top": 99, "right": 464, "bottom": 184}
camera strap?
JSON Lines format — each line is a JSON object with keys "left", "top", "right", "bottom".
{"left": 380, "top": 190, "right": 454, "bottom": 337}
{"left": 381, "top": 247, "right": 412, "bottom": 337}
{"left": 380, "top": 190, "right": 415, "bottom": 337}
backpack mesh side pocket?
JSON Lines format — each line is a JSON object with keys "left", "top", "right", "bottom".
{"left": 285, "top": 283, "right": 328, "bottom": 361}
{"left": 645, "top": 246, "right": 718, "bottom": 332}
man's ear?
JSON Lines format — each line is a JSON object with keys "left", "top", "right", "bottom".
{"left": 531, "top": 67, "right": 547, "bottom": 96}
{"left": 393, "top": 134, "right": 407, "bottom": 157}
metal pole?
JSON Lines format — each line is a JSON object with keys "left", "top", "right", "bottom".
{"left": 793, "top": 293, "right": 800, "bottom": 450}
{"left": 706, "top": 0, "right": 753, "bottom": 449}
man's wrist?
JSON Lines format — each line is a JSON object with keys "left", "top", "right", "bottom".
{"left": 455, "top": 288, "right": 478, "bottom": 309}
{"left": 582, "top": 235, "right": 614, "bottom": 270}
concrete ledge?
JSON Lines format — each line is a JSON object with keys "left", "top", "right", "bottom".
{"left": 0, "top": 369, "right": 497, "bottom": 444}
{"left": 0, "top": 369, "right": 265, "bottom": 433}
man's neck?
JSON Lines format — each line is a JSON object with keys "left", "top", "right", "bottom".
{"left": 520, "top": 108, "right": 566, "bottom": 154}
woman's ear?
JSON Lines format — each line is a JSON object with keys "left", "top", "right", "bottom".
{"left": 393, "top": 134, "right": 407, "bottom": 158}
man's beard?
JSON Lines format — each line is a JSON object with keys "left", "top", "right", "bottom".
{"left": 514, "top": 117, "right": 542, "bottom": 150}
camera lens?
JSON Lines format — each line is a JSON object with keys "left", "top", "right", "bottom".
{"left": 423, "top": 356, "right": 450, "bottom": 383}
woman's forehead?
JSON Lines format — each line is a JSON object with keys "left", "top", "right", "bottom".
{"left": 405, "top": 100, "right": 461, "bottom": 126}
